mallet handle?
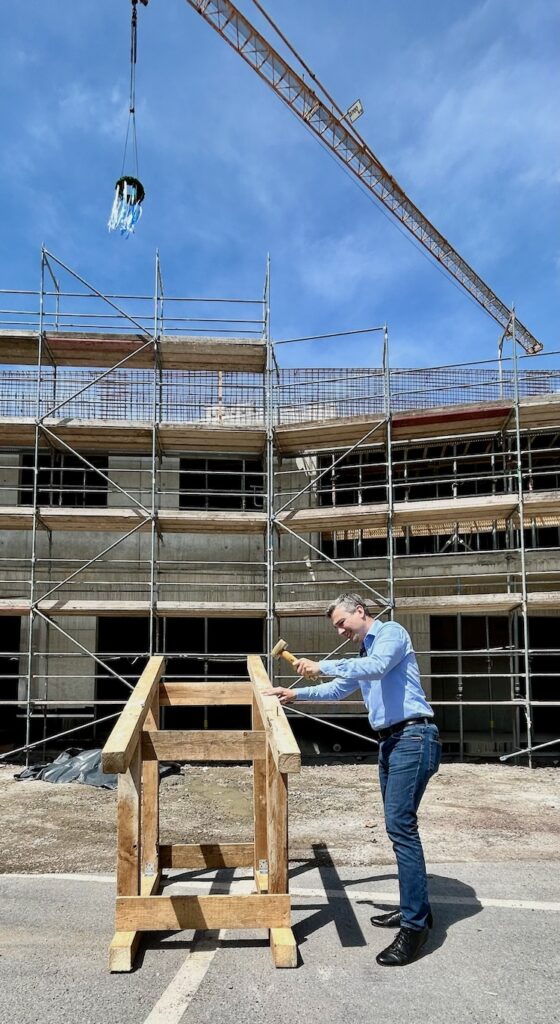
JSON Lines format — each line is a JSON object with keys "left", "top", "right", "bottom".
{"left": 280, "top": 649, "right": 299, "bottom": 667}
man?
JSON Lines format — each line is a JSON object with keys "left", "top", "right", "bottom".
{"left": 265, "top": 592, "right": 441, "bottom": 967}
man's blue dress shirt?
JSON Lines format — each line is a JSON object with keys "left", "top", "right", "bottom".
{"left": 295, "top": 619, "right": 433, "bottom": 730}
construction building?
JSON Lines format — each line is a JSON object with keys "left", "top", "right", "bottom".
{"left": 0, "top": 250, "right": 559, "bottom": 764}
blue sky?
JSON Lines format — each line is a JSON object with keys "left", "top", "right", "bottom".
{"left": 0, "top": 0, "right": 558, "bottom": 370}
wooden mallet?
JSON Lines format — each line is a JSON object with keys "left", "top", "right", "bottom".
{"left": 270, "top": 638, "right": 299, "bottom": 669}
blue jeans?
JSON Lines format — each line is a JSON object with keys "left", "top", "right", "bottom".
{"left": 378, "top": 721, "right": 441, "bottom": 931}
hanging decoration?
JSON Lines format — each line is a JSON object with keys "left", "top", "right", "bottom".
{"left": 108, "top": 0, "right": 147, "bottom": 237}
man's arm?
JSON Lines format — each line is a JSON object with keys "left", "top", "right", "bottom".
{"left": 263, "top": 675, "right": 360, "bottom": 705}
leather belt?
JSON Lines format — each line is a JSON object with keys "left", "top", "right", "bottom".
{"left": 375, "top": 716, "right": 434, "bottom": 740}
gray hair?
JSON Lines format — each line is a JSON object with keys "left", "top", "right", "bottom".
{"left": 326, "top": 593, "right": 371, "bottom": 619}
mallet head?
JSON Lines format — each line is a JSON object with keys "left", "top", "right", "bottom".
{"left": 271, "top": 639, "right": 289, "bottom": 659}
{"left": 270, "top": 638, "right": 299, "bottom": 667}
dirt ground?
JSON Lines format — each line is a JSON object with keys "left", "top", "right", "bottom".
{"left": 0, "top": 761, "right": 558, "bottom": 873}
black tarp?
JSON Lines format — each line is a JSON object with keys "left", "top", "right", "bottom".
{"left": 15, "top": 747, "right": 180, "bottom": 789}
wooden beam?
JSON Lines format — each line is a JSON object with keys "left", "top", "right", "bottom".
{"left": 397, "top": 594, "right": 522, "bottom": 614}
{"left": 276, "top": 502, "right": 387, "bottom": 534}
{"left": 102, "top": 656, "right": 165, "bottom": 774}
{"left": 270, "top": 928, "right": 297, "bottom": 969}
{"left": 0, "top": 598, "right": 267, "bottom": 618}
{"left": 159, "top": 681, "right": 253, "bottom": 706}
{"left": 0, "top": 417, "right": 266, "bottom": 456}
{"left": 142, "top": 729, "right": 266, "bottom": 762}
{"left": 141, "top": 691, "right": 159, "bottom": 879}
{"left": 255, "top": 870, "right": 269, "bottom": 893}
{"left": 109, "top": 872, "right": 160, "bottom": 973}
{"left": 0, "top": 506, "right": 265, "bottom": 535}
{"left": 2, "top": 491, "right": 556, "bottom": 536}
{"left": 247, "top": 655, "right": 301, "bottom": 774}
{"left": 157, "top": 509, "right": 266, "bottom": 534}
{"left": 3, "top": 592, "right": 558, "bottom": 620}
{"left": 0, "top": 330, "right": 267, "bottom": 372}
{"left": 274, "top": 415, "right": 386, "bottom": 455}
{"left": 275, "top": 592, "right": 560, "bottom": 616}
{"left": 116, "top": 744, "right": 141, "bottom": 898}
{"left": 159, "top": 843, "right": 254, "bottom": 869}
{"left": 252, "top": 696, "right": 268, "bottom": 880}
{"left": 266, "top": 744, "right": 288, "bottom": 895}
{"left": 116, "top": 894, "right": 291, "bottom": 931}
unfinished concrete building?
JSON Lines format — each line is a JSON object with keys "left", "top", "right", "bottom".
{"left": 0, "top": 251, "right": 559, "bottom": 764}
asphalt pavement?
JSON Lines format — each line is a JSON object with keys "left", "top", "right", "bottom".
{"left": 1, "top": 860, "right": 559, "bottom": 1024}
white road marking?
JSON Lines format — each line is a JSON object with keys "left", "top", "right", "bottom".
{"left": 291, "top": 887, "right": 560, "bottom": 913}
{"left": 0, "top": 872, "right": 115, "bottom": 884}
{"left": 142, "top": 932, "right": 221, "bottom": 1024}
{"left": 2, "top": 873, "right": 560, "bottom": 912}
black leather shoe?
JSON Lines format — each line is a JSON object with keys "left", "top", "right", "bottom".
{"left": 376, "top": 926, "right": 429, "bottom": 966}
{"left": 371, "top": 910, "right": 433, "bottom": 929}
{"left": 370, "top": 909, "right": 402, "bottom": 928}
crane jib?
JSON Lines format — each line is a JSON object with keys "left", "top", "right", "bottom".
{"left": 185, "top": 0, "right": 542, "bottom": 355}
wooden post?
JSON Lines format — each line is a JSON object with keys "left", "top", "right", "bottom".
{"left": 116, "top": 742, "right": 141, "bottom": 897}
{"left": 110, "top": 742, "right": 142, "bottom": 971}
{"left": 252, "top": 696, "right": 268, "bottom": 891}
{"left": 141, "top": 689, "right": 160, "bottom": 880}
{"left": 266, "top": 744, "right": 288, "bottom": 894}
{"left": 266, "top": 743, "right": 296, "bottom": 967}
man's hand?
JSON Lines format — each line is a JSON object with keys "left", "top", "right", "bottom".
{"left": 294, "top": 658, "right": 321, "bottom": 679}
{"left": 263, "top": 687, "right": 297, "bottom": 705}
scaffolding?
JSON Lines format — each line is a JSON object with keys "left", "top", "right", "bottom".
{"left": 0, "top": 248, "right": 559, "bottom": 766}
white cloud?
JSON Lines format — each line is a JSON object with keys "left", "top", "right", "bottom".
{"left": 57, "top": 81, "right": 129, "bottom": 142}
{"left": 292, "top": 225, "right": 415, "bottom": 305}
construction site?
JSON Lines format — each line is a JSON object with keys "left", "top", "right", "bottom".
{"left": 0, "top": 249, "right": 559, "bottom": 765}
{"left": 0, "top": 1, "right": 558, "bottom": 1022}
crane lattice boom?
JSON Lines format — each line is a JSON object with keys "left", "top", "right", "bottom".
{"left": 185, "top": 0, "right": 542, "bottom": 355}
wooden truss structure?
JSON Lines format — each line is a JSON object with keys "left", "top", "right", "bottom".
{"left": 101, "top": 654, "right": 301, "bottom": 971}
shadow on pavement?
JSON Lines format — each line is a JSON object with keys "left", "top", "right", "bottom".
{"left": 356, "top": 871, "right": 483, "bottom": 960}
{"left": 290, "top": 845, "right": 483, "bottom": 961}
{"left": 292, "top": 842, "right": 368, "bottom": 948}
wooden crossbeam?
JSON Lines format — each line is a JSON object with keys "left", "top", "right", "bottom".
{"left": 159, "top": 843, "right": 254, "bottom": 869}
{"left": 116, "top": 894, "right": 291, "bottom": 931}
{"left": 102, "top": 656, "right": 165, "bottom": 774}
{"left": 160, "top": 681, "right": 253, "bottom": 706}
{"left": 142, "top": 729, "right": 266, "bottom": 762}
{"left": 247, "top": 655, "right": 301, "bottom": 774}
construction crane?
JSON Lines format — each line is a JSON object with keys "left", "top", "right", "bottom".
{"left": 171, "top": 0, "right": 544, "bottom": 354}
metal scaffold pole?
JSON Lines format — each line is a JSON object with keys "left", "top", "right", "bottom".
{"left": 383, "top": 324, "right": 395, "bottom": 618}
{"left": 264, "top": 255, "right": 274, "bottom": 678}
{"left": 149, "top": 250, "right": 164, "bottom": 656}
{"left": 24, "top": 249, "right": 46, "bottom": 763}
{"left": 511, "top": 310, "right": 533, "bottom": 765}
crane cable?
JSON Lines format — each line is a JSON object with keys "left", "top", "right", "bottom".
{"left": 121, "top": 0, "right": 140, "bottom": 179}
{"left": 108, "top": 0, "right": 145, "bottom": 236}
